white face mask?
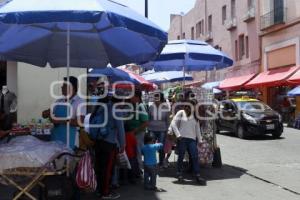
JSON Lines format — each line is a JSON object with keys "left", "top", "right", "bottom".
{"left": 2, "top": 86, "right": 8, "bottom": 94}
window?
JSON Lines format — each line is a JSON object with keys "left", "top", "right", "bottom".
{"left": 177, "top": 35, "right": 180, "bottom": 40}
{"left": 247, "top": 0, "right": 254, "bottom": 8}
{"left": 208, "top": 15, "right": 212, "bottom": 33}
{"left": 245, "top": 36, "right": 249, "bottom": 58}
{"left": 196, "top": 21, "right": 202, "bottom": 38}
{"left": 239, "top": 35, "right": 245, "bottom": 59}
{"left": 231, "top": 0, "right": 236, "bottom": 18}
{"left": 222, "top": 5, "right": 227, "bottom": 25}
{"left": 191, "top": 27, "right": 195, "bottom": 40}
{"left": 235, "top": 40, "right": 238, "bottom": 61}
{"left": 201, "top": 19, "right": 204, "bottom": 34}
{"left": 182, "top": 32, "right": 186, "bottom": 39}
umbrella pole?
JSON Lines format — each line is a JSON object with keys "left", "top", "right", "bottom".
{"left": 66, "top": 23, "right": 70, "bottom": 176}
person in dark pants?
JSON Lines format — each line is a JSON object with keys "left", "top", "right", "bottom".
{"left": 89, "top": 94, "right": 125, "bottom": 200}
{"left": 170, "top": 101, "right": 206, "bottom": 185}
{"left": 141, "top": 134, "right": 163, "bottom": 190}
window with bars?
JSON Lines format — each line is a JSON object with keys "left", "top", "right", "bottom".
{"left": 222, "top": 5, "right": 227, "bottom": 25}
{"left": 239, "top": 34, "right": 245, "bottom": 59}
{"left": 245, "top": 36, "right": 249, "bottom": 58}
{"left": 191, "top": 27, "right": 195, "bottom": 40}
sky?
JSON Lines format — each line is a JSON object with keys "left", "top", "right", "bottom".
{"left": 113, "top": 0, "right": 196, "bottom": 31}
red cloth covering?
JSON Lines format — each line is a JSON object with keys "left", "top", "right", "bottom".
{"left": 125, "top": 132, "right": 137, "bottom": 159}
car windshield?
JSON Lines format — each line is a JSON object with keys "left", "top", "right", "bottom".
{"left": 235, "top": 101, "right": 272, "bottom": 111}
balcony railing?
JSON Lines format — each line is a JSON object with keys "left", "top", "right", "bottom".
{"left": 260, "top": 7, "right": 287, "bottom": 30}
{"left": 205, "top": 31, "right": 213, "bottom": 42}
{"left": 225, "top": 17, "right": 237, "bottom": 31}
{"left": 243, "top": 6, "right": 256, "bottom": 22}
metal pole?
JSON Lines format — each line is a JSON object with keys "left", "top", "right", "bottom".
{"left": 66, "top": 23, "right": 70, "bottom": 150}
{"left": 145, "top": 0, "right": 148, "bottom": 18}
{"left": 66, "top": 23, "right": 70, "bottom": 176}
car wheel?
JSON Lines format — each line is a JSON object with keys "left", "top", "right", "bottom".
{"left": 272, "top": 131, "right": 282, "bottom": 139}
{"left": 236, "top": 124, "right": 246, "bottom": 139}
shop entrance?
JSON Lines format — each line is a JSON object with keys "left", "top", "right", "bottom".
{"left": 0, "top": 61, "right": 7, "bottom": 88}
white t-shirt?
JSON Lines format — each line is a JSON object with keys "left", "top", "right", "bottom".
{"left": 170, "top": 110, "right": 202, "bottom": 141}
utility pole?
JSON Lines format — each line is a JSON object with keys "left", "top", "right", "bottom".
{"left": 145, "top": 0, "right": 148, "bottom": 18}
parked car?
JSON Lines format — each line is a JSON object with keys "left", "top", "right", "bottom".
{"left": 216, "top": 97, "right": 283, "bottom": 139}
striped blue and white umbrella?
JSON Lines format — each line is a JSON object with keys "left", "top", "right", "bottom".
{"left": 144, "top": 40, "right": 233, "bottom": 72}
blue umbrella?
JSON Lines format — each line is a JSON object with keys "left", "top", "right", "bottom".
{"left": 0, "top": 0, "right": 167, "bottom": 149}
{"left": 0, "top": 0, "right": 167, "bottom": 68}
{"left": 89, "top": 67, "right": 136, "bottom": 83}
{"left": 144, "top": 40, "right": 233, "bottom": 72}
{"left": 141, "top": 70, "right": 193, "bottom": 84}
{"left": 288, "top": 86, "right": 300, "bottom": 97}
{"left": 89, "top": 67, "right": 156, "bottom": 90}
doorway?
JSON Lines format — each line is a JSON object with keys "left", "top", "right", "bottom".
{"left": 0, "top": 61, "right": 7, "bottom": 88}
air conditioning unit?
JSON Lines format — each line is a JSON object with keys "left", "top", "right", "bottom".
{"left": 225, "top": 17, "right": 237, "bottom": 30}
{"left": 205, "top": 31, "right": 213, "bottom": 41}
{"left": 243, "top": 7, "right": 255, "bottom": 22}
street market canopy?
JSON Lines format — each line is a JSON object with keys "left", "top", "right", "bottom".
{"left": 143, "top": 40, "right": 233, "bottom": 71}
{"left": 245, "top": 66, "right": 299, "bottom": 88}
{"left": 201, "top": 81, "right": 220, "bottom": 89}
{"left": 287, "top": 86, "right": 300, "bottom": 97}
{"left": 219, "top": 73, "right": 256, "bottom": 91}
{"left": 287, "top": 68, "right": 300, "bottom": 84}
{"left": 141, "top": 70, "right": 193, "bottom": 84}
{"left": 0, "top": 0, "right": 167, "bottom": 68}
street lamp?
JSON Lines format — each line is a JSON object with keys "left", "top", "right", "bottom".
{"left": 145, "top": 0, "right": 148, "bottom": 18}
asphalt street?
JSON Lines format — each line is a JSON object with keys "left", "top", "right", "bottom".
{"left": 83, "top": 127, "right": 300, "bottom": 200}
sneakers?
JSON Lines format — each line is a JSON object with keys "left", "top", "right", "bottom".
{"left": 196, "top": 175, "right": 207, "bottom": 186}
{"left": 177, "top": 175, "right": 184, "bottom": 182}
{"left": 101, "top": 192, "right": 120, "bottom": 200}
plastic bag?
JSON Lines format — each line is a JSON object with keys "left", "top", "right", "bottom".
{"left": 76, "top": 151, "right": 97, "bottom": 192}
{"left": 117, "top": 152, "right": 131, "bottom": 169}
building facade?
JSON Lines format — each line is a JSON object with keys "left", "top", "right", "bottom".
{"left": 259, "top": 0, "right": 300, "bottom": 115}
{"left": 168, "top": 0, "right": 261, "bottom": 82}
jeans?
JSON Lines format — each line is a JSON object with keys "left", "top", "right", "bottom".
{"left": 150, "top": 131, "right": 166, "bottom": 165}
{"left": 177, "top": 138, "right": 200, "bottom": 175}
{"left": 144, "top": 165, "right": 157, "bottom": 189}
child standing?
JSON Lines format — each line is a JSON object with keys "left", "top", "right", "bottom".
{"left": 141, "top": 134, "right": 163, "bottom": 190}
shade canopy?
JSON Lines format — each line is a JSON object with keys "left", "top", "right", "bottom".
{"left": 141, "top": 70, "right": 193, "bottom": 84}
{"left": 143, "top": 40, "right": 233, "bottom": 72}
{"left": 89, "top": 67, "right": 156, "bottom": 91}
{"left": 219, "top": 74, "right": 256, "bottom": 91}
{"left": 287, "top": 86, "right": 300, "bottom": 97}
{"left": 245, "top": 66, "right": 299, "bottom": 88}
{"left": 201, "top": 81, "right": 220, "bottom": 90}
{"left": 0, "top": 0, "right": 167, "bottom": 68}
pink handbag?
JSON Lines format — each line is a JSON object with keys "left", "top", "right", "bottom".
{"left": 76, "top": 151, "right": 97, "bottom": 192}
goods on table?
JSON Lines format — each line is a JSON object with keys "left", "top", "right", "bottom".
{"left": 0, "top": 135, "right": 72, "bottom": 173}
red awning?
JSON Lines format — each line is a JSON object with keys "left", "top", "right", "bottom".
{"left": 245, "top": 66, "right": 299, "bottom": 88}
{"left": 288, "top": 69, "right": 300, "bottom": 84}
{"left": 219, "top": 74, "right": 256, "bottom": 91}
